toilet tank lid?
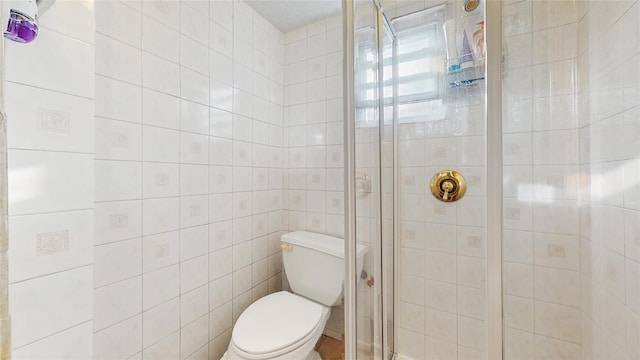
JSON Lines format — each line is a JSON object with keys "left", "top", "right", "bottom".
{"left": 281, "top": 231, "right": 368, "bottom": 259}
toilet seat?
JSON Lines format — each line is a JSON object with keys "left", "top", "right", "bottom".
{"left": 230, "top": 291, "right": 327, "bottom": 359}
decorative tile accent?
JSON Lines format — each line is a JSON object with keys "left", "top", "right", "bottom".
{"left": 36, "top": 230, "right": 69, "bottom": 256}
{"left": 37, "top": 108, "right": 70, "bottom": 134}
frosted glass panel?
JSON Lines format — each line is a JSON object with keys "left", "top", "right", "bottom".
{"left": 353, "top": 1, "right": 381, "bottom": 358}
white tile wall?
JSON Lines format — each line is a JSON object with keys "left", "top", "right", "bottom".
{"left": 11, "top": 1, "right": 636, "bottom": 359}
{"left": 283, "top": 17, "right": 345, "bottom": 234}
{"left": 4, "top": 0, "right": 95, "bottom": 356}
{"left": 501, "top": 1, "right": 586, "bottom": 358}
{"left": 92, "top": 1, "right": 286, "bottom": 359}
{"left": 282, "top": 14, "right": 346, "bottom": 339}
{"left": 578, "top": 1, "right": 640, "bottom": 360}
{"left": 1, "top": 0, "right": 296, "bottom": 357}
{"left": 502, "top": 1, "right": 640, "bottom": 359}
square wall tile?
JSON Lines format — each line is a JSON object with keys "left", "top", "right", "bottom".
{"left": 142, "top": 52, "right": 180, "bottom": 96}
{"left": 143, "top": 264, "right": 179, "bottom": 310}
{"left": 142, "top": 197, "right": 180, "bottom": 235}
{"left": 95, "top": 238, "right": 142, "bottom": 288}
{"left": 94, "top": 315, "right": 142, "bottom": 360}
{"left": 180, "top": 315, "right": 209, "bottom": 360}
{"left": 6, "top": 30, "right": 94, "bottom": 98}
{"left": 180, "top": 225, "right": 209, "bottom": 261}
{"left": 12, "top": 322, "right": 93, "bottom": 359}
{"left": 143, "top": 232, "right": 180, "bottom": 273}
{"left": 9, "top": 209, "right": 93, "bottom": 283}
{"left": 39, "top": 0, "right": 95, "bottom": 43}
{"left": 9, "top": 150, "right": 93, "bottom": 215}
{"left": 95, "top": 75, "right": 142, "bottom": 123}
{"left": 95, "top": 33, "right": 141, "bottom": 86}
{"left": 143, "top": 331, "right": 180, "bottom": 359}
{"left": 142, "top": 298, "right": 180, "bottom": 348}
{"left": 142, "top": 15, "right": 180, "bottom": 63}
{"left": 181, "top": 164, "right": 209, "bottom": 196}
{"left": 181, "top": 67, "right": 210, "bottom": 105}
{"left": 180, "top": 195, "right": 209, "bottom": 228}
{"left": 142, "top": 125, "right": 179, "bottom": 163}
{"left": 6, "top": 82, "right": 94, "bottom": 153}
{"left": 142, "top": 88, "right": 180, "bottom": 129}
{"left": 96, "top": 0, "right": 141, "bottom": 47}
{"left": 534, "top": 301, "right": 581, "bottom": 343}
{"left": 94, "top": 160, "right": 142, "bottom": 202}
{"left": 95, "top": 117, "right": 142, "bottom": 161}
{"left": 94, "top": 200, "right": 143, "bottom": 245}
{"left": 142, "top": 162, "right": 180, "bottom": 198}
{"left": 182, "top": 285, "right": 209, "bottom": 327}
{"left": 10, "top": 266, "right": 93, "bottom": 348}
{"left": 94, "top": 277, "right": 142, "bottom": 331}
{"left": 142, "top": 0, "right": 179, "bottom": 30}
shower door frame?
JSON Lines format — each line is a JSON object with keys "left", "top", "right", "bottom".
{"left": 378, "top": 8, "right": 397, "bottom": 360}
{"left": 485, "top": 1, "right": 503, "bottom": 359}
{"left": 344, "top": 0, "right": 505, "bottom": 358}
{"left": 344, "top": 0, "right": 394, "bottom": 357}
{"left": 343, "top": 0, "right": 357, "bottom": 357}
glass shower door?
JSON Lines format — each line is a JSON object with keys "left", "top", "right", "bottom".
{"left": 352, "top": 0, "right": 381, "bottom": 357}
{"left": 380, "top": 13, "right": 396, "bottom": 360}
{"left": 391, "top": 3, "right": 490, "bottom": 359}
{"left": 347, "top": 0, "right": 396, "bottom": 358}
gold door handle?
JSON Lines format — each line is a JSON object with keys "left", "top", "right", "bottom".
{"left": 430, "top": 170, "right": 467, "bottom": 202}
{"left": 441, "top": 179, "right": 455, "bottom": 201}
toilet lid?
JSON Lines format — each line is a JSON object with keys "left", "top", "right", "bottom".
{"left": 232, "top": 291, "right": 324, "bottom": 356}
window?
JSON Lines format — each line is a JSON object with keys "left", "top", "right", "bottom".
{"left": 355, "top": 6, "right": 447, "bottom": 128}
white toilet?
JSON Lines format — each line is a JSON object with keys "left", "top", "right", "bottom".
{"left": 222, "top": 231, "right": 368, "bottom": 360}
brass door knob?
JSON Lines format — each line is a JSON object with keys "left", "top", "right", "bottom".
{"left": 430, "top": 170, "right": 467, "bottom": 202}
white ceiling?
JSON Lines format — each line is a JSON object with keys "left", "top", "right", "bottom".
{"left": 245, "top": 0, "right": 342, "bottom": 33}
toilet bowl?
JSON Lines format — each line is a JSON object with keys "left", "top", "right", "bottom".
{"left": 222, "top": 291, "right": 329, "bottom": 360}
{"left": 222, "top": 231, "right": 368, "bottom": 360}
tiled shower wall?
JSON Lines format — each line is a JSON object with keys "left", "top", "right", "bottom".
{"left": 282, "top": 15, "right": 347, "bottom": 339}
{"left": 93, "top": 0, "right": 285, "bottom": 358}
{"left": 503, "top": 0, "right": 640, "bottom": 359}
{"left": 501, "top": 1, "right": 583, "bottom": 358}
{"left": 579, "top": 1, "right": 640, "bottom": 359}
{"left": 4, "top": 0, "right": 95, "bottom": 357}
{"left": 395, "top": 79, "right": 488, "bottom": 358}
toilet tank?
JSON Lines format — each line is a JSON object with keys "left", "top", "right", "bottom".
{"left": 281, "top": 231, "right": 368, "bottom": 307}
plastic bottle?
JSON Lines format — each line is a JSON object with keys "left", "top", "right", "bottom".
{"left": 474, "top": 21, "right": 485, "bottom": 64}
{"left": 443, "top": 19, "right": 460, "bottom": 72}
{"left": 459, "top": 29, "right": 474, "bottom": 69}
{"left": 4, "top": 0, "right": 39, "bottom": 43}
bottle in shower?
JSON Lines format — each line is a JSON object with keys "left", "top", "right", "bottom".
{"left": 4, "top": 0, "right": 39, "bottom": 43}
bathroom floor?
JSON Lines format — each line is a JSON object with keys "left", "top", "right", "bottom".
{"left": 315, "top": 335, "right": 344, "bottom": 360}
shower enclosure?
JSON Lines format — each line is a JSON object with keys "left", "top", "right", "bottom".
{"left": 344, "top": 0, "right": 640, "bottom": 359}
{"left": 344, "top": 0, "right": 500, "bottom": 357}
